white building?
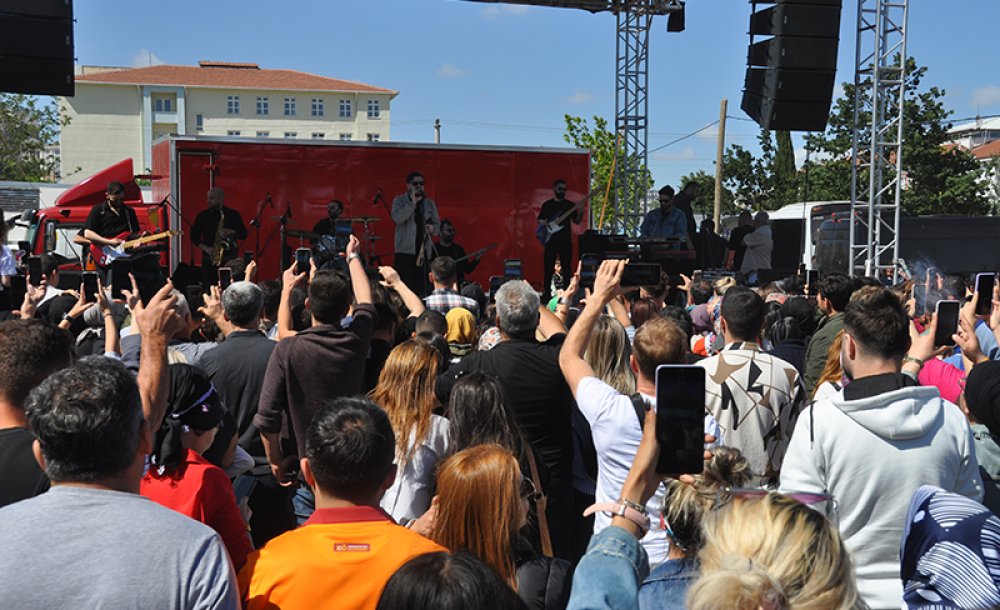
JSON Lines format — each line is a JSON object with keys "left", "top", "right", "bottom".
{"left": 947, "top": 116, "right": 1000, "bottom": 150}
{"left": 59, "top": 61, "right": 397, "bottom": 180}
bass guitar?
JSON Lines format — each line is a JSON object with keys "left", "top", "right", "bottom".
{"left": 89, "top": 230, "right": 181, "bottom": 267}
{"left": 536, "top": 190, "right": 596, "bottom": 246}
{"left": 453, "top": 242, "right": 497, "bottom": 264}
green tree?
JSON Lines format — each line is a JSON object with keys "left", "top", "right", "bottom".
{"left": 0, "top": 94, "right": 63, "bottom": 182}
{"left": 804, "top": 58, "right": 988, "bottom": 215}
{"left": 678, "top": 170, "right": 737, "bottom": 216}
{"left": 563, "top": 115, "right": 652, "bottom": 230}
{"left": 721, "top": 128, "right": 796, "bottom": 211}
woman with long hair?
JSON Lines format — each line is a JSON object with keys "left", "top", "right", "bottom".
{"left": 813, "top": 329, "right": 846, "bottom": 401}
{"left": 372, "top": 340, "right": 449, "bottom": 523}
{"left": 433, "top": 445, "right": 572, "bottom": 610}
{"left": 584, "top": 316, "right": 636, "bottom": 396}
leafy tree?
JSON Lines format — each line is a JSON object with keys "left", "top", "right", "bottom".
{"left": 0, "top": 94, "right": 64, "bottom": 182}
{"left": 721, "top": 128, "right": 797, "bottom": 211}
{"left": 678, "top": 170, "right": 737, "bottom": 216}
{"left": 563, "top": 115, "right": 652, "bottom": 231}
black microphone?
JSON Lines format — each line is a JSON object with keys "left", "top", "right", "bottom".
{"left": 372, "top": 189, "right": 382, "bottom": 206}
{"left": 286, "top": 203, "right": 293, "bottom": 219}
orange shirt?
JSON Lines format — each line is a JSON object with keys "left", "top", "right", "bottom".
{"left": 238, "top": 505, "right": 445, "bottom": 610}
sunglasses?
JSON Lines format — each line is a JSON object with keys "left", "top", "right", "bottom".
{"left": 520, "top": 475, "right": 542, "bottom": 503}
{"left": 722, "top": 488, "right": 839, "bottom": 523}
{"left": 410, "top": 181, "right": 425, "bottom": 187}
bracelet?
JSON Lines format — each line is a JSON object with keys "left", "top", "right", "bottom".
{"left": 347, "top": 253, "right": 361, "bottom": 263}
{"left": 617, "top": 497, "right": 647, "bottom": 515}
{"left": 902, "top": 355, "right": 924, "bottom": 369}
{"left": 583, "top": 501, "right": 650, "bottom": 536}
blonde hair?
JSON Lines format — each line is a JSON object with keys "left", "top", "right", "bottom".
{"left": 370, "top": 340, "right": 440, "bottom": 462}
{"left": 584, "top": 315, "right": 636, "bottom": 395}
{"left": 813, "top": 329, "right": 845, "bottom": 399}
{"left": 431, "top": 445, "right": 521, "bottom": 587}
{"left": 688, "top": 493, "right": 859, "bottom": 610}
{"left": 714, "top": 276, "right": 737, "bottom": 296}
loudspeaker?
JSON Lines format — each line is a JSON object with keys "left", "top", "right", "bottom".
{"left": 741, "top": 0, "right": 843, "bottom": 132}
{"left": 0, "top": 0, "right": 75, "bottom": 96}
{"left": 667, "top": 2, "right": 685, "bottom": 32}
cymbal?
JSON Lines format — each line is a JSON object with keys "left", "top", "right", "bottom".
{"left": 367, "top": 235, "right": 383, "bottom": 241}
{"left": 286, "top": 229, "right": 320, "bottom": 240}
{"left": 346, "top": 216, "right": 380, "bottom": 223}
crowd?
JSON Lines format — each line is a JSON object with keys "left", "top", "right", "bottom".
{"left": 3, "top": 224, "right": 1000, "bottom": 610}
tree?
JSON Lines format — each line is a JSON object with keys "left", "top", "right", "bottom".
{"left": 721, "top": 128, "right": 797, "bottom": 211}
{"left": 0, "top": 94, "right": 64, "bottom": 182}
{"left": 563, "top": 115, "right": 652, "bottom": 230}
{"left": 678, "top": 170, "right": 737, "bottom": 217}
{"left": 804, "top": 58, "right": 989, "bottom": 215}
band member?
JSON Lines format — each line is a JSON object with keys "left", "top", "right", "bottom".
{"left": 391, "top": 172, "right": 439, "bottom": 296}
{"left": 537, "top": 179, "right": 583, "bottom": 301}
{"left": 311, "top": 199, "right": 344, "bottom": 237}
{"left": 82, "top": 182, "right": 140, "bottom": 252}
{"left": 191, "top": 187, "right": 248, "bottom": 287}
{"left": 431, "top": 219, "right": 480, "bottom": 287}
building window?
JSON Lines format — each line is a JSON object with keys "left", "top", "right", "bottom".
{"left": 339, "top": 99, "right": 352, "bottom": 118}
{"left": 284, "top": 132, "right": 297, "bottom": 139}
{"left": 227, "top": 130, "right": 241, "bottom": 137}
{"left": 311, "top": 132, "right": 325, "bottom": 140}
{"left": 367, "top": 133, "right": 380, "bottom": 142}
{"left": 227, "top": 96, "right": 240, "bottom": 114}
{"left": 256, "top": 131, "right": 270, "bottom": 138}
{"left": 367, "top": 99, "right": 380, "bottom": 119}
{"left": 154, "top": 98, "right": 173, "bottom": 112}
{"left": 284, "top": 98, "right": 296, "bottom": 116}
{"left": 256, "top": 97, "right": 269, "bottom": 115}
{"left": 339, "top": 133, "right": 352, "bottom": 141}
{"left": 311, "top": 98, "right": 324, "bottom": 117}
{"left": 195, "top": 114, "right": 204, "bottom": 132}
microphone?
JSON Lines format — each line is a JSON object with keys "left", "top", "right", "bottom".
{"left": 286, "top": 203, "right": 293, "bottom": 219}
{"left": 372, "top": 189, "right": 382, "bottom": 206}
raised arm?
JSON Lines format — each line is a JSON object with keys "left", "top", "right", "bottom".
{"left": 379, "top": 265, "right": 425, "bottom": 318}
{"left": 130, "top": 280, "right": 183, "bottom": 432}
{"left": 559, "top": 259, "right": 625, "bottom": 397}
{"left": 346, "top": 235, "right": 371, "bottom": 305}
{"left": 390, "top": 194, "right": 416, "bottom": 223}
{"left": 277, "top": 263, "right": 307, "bottom": 340}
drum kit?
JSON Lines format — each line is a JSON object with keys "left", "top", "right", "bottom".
{"left": 285, "top": 216, "right": 383, "bottom": 267}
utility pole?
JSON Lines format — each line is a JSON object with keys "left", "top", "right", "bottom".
{"left": 434, "top": 119, "right": 441, "bottom": 144}
{"left": 713, "top": 98, "right": 728, "bottom": 229}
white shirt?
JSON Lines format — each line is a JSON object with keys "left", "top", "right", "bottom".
{"left": 380, "top": 414, "right": 450, "bottom": 524}
{"left": 38, "top": 284, "right": 63, "bottom": 306}
{"left": 576, "top": 376, "right": 722, "bottom": 566}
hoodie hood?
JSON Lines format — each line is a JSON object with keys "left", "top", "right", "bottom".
{"left": 832, "top": 385, "right": 946, "bottom": 440}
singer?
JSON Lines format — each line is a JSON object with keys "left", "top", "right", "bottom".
{"left": 391, "top": 172, "right": 439, "bottom": 296}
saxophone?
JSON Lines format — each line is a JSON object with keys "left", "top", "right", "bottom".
{"left": 211, "top": 207, "right": 227, "bottom": 266}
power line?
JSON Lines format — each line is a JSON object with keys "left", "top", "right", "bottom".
{"left": 648, "top": 120, "right": 720, "bottom": 154}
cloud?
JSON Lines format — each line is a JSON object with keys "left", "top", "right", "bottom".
{"left": 971, "top": 85, "right": 1000, "bottom": 109}
{"left": 652, "top": 146, "right": 696, "bottom": 161}
{"left": 566, "top": 91, "right": 593, "bottom": 104}
{"left": 130, "top": 48, "right": 165, "bottom": 68}
{"left": 480, "top": 5, "right": 531, "bottom": 18}
{"left": 437, "top": 64, "right": 469, "bottom": 78}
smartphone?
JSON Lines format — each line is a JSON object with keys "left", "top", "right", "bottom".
{"left": 806, "top": 270, "right": 819, "bottom": 297}
{"left": 7, "top": 275, "right": 26, "bottom": 311}
{"left": 975, "top": 273, "right": 995, "bottom": 316}
{"left": 503, "top": 259, "right": 522, "bottom": 281}
{"left": 82, "top": 271, "right": 99, "bottom": 303}
{"left": 934, "top": 300, "right": 960, "bottom": 348}
{"left": 185, "top": 285, "right": 205, "bottom": 314}
{"left": 654, "top": 365, "right": 706, "bottom": 475}
{"left": 111, "top": 259, "right": 132, "bottom": 300}
{"left": 622, "top": 263, "right": 662, "bottom": 287}
{"left": 912, "top": 283, "right": 926, "bottom": 315}
{"left": 243, "top": 250, "right": 253, "bottom": 266}
{"left": 798, "top": 263, "right": 806, "bottom": 277}
{"left": 489, "top": 275, "right": 506, "bottom": 302}
{"left": 580, "top": 253, "right": 600, "bottom": 290}
{"left": 218, "top": 267, "right": 233, "bottom": 289}
{"left": 295, "top": 247, "right": 311, "bottom": 275}
{"left": 27, "top": 256, "right": 42, "bottom": 287}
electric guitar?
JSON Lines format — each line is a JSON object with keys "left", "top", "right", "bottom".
{"left": 453, "top": 242, "right": 497, "bottom": 264}
{"left": 536, "top": 190, "right": 597, "bottom": 246}
{"left": 89, "top": 230, "right": 181, "bottom": 267}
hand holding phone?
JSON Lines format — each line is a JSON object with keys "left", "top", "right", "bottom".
{"left": 974, "top": 273, "right": 995, "bottom": 317}
{"left": 27, "top": 256, "right": 43, "bottom": 287}
{"left": 933, "top": 300, "right": 960, "bottom": 348}
{"left": 82, "top": 272, "right": 99, "bottom": 303}
{"left": 655, "top": 365, "right": 707, "bottom": 475}
{"left": 217, "top": 267, "right": 233, "bottom": 290}
{"left": 295, "top": 248, "right": 311, "bottom": 275}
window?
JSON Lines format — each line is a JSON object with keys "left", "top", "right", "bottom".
{"left": 284, "top": 132, "right": 297, "bottom": 139}
{"left": 227, "top": 130, "right": 241, "bottom": 137}
{"left": 154, "top": 98, "right": 172, "bottom": 112}
{"left": 256, "top": 131, "right": 270, "bottom": 138}
{"left": 311, "top": 132, "right": 325, "bottom": 140}
{"left": 195, "top": 114, "right": 204, "bottom": 132}
{"left": 339, "top": 99, "right": 352, "bottom": 118}
{"left": 367, "top": 99, "right": 380, "bottom": 119}
{"left": 367, "top": 133, "right": 380, "bottom": 142}
{"left": 311, "top": 98, "right": 324, "bottom": 117}
{"left": 227, "top": 95, "right": 240, "bottom": 114}
{"left": 256, "top": 97, "right": 269, "bottom": 115}
{"left": 284, "top": 98, "right": 297, "bottom": 116}
{"left": 339, "top": 133, "right": 352, "bottom": 141}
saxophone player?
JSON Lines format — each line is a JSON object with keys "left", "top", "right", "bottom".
{"left": 191, "top": 187, "right": 248, "bottom": 288}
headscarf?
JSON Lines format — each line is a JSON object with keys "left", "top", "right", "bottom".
{"left": 965, "top": 360, "right": 1000, "bottom": 438}
{"left": 151, "top": 364, "right": 224, "bottom": 472}
{"left": 781, "top": 297, "right": 818, "bottom": 338}
{"left": 901, "top": 485, "right": 1000, "bottom": 609}
{"left": 446, "top": 307, "right": 477, "bottom": 358}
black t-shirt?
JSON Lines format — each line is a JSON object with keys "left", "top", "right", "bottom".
{"left": 83, "top": 201, "right": 139, "bottom": 239}
{"left": 190, "top": 206, "right": 249, "bottom": 260}
{"left": 538, "top": 198, "right": 580, "bottom": 246}
{"left": 672, "top": 192, "right": 698, "bottom": 241}
{"left": 728, "top": 225, "right": 754, "bottom": 270}
{"left": 432, "top": 242, "right": 480, "bottom": 283}
{"left": 0, "top": 427, "right": 50, "bottom": 508}
{"left": 312, "top": 218, "right": 335, "bottom": 237}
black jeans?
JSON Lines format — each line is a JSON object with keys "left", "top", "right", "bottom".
{"left": 395, "top": 253, "right": 428, "bottom": 297}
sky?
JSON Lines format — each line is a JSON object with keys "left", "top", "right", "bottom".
{"left": 73, "top": 0, "right": 1000, "bottom": 190}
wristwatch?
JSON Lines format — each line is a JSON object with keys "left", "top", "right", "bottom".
{"left": 346, "top": 253, "right": 361, "bottom": 264}
{"left": 61, "top": 312, "right": 75, "bottom": 323}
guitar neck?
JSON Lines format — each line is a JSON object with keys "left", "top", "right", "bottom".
{"left": 553, "top": 194, "right": 592, "bottom": 224}
{"left": 122, "top": 231, "right": 175, "bottom": 249}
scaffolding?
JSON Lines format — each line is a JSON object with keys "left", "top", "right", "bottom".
{"left": 848, "top": 0, "right": 909, "bottom": 280}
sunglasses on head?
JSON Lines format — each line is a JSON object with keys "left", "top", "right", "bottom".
{"left": 720, "top": 488, "right": 839, "bottom": 523}
{"left": 520, "top": 475, "right": 542, "bottom": 502}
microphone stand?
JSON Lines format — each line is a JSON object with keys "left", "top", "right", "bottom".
{"left": 249, "top": 193, "right": 272, "bottom": 263}
{"left": 157, "top": 194, "right": 196, "bottom": 264}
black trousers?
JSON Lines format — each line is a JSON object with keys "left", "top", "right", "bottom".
{"left": 542, "top": 236, "right": 572, "bottom": 300}
{"left": 395, "top": 253, "right": 428, "bottom": 297}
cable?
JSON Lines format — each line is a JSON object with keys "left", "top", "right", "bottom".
{"left": 648, "top": 120, "right": 720, "bottom": 154}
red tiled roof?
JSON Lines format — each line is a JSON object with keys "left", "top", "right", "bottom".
{"left": 76, "top": 62, "right": 396, "bottom": 95}
{"left": 971, "top": 140, "right": 1000, "bottom": 160}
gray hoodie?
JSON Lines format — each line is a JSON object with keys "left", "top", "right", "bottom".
{"left": 781, "top": 384, "right": 983, "bottom": 610}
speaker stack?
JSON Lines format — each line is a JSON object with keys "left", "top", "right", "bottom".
{"left": 0, "top": 0, "right": 75, "bottom": 96}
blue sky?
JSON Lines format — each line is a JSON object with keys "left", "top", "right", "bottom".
{"left": 74, "top": 0, "right": 1000, "bottom": 189}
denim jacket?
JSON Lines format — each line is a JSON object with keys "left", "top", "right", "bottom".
{"left": 638, "top": 557, "right": 699, "bottom": 610}
{"left": 567, "top": 526, "right": 649, "bottom": 610}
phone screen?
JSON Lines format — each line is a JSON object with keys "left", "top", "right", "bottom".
{"left": 27, "top": 256, "right": 42, "bottom": 287}
{"left": 243, "top": 251, "right": 253, "bottom": 266}
{"left": 654, "top": 365, "right": 706, "bottom": 475}
{"left": 218, "top": 267, "right": 233, "bottom": 289}
{"left": 975, "top": 273, "right": 995, "bottom": 316}
{"left": 111, "top": 259, "right": 132, "bottom": 300}
{"left": 295, "top": 248, "right": 311, "bottom": 275}
{"left": 806, "top": 270, "right": 819, "bottom": 297}
{"left": 8, "top": 275, "right": 26, "bottom": 310}
{"left": 622, "top": 263, "right": 661, "bottom": 287}
{"left": 934, "top": 300, "right": 960, "bottom": 347}
{"left": 912, "top": 284, "right": 926, "bottom": 315}
{"left": 580, "top": 254, "right": 600, "bottom": 289}
{"left": 82, "top": 272, "right": 99, "bottom": 303}
{"left": 489, "top": 275, "right": 506, "bottom": 302}
{"left": 503, "top": 259, "right": 522, "bottom": 281}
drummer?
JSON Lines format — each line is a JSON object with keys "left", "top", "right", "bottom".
{"left": 311, "top": 200, "right": 345, "bottom": 239}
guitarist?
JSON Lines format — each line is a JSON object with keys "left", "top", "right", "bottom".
{"left": 83, "top": 181, "right": 141, "bottom": 261}
{"left": 391, "top": 171, "right": 439, "bottom": 296}
{"left": 537, "top": 179, "right": 584, "bottom": 301}
{"left": 431, "top": 219, "right": 480, "bottom": 287}
{"left": 190, "top": 187, "right": 247, "bottom": 288}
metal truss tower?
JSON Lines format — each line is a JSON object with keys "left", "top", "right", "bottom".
{"left": 848, "top": 0, "right": 909, "bottom": 280}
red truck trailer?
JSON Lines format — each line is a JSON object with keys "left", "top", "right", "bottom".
{"left": 28, "top": 136, "right": 591, "bottom": 290}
